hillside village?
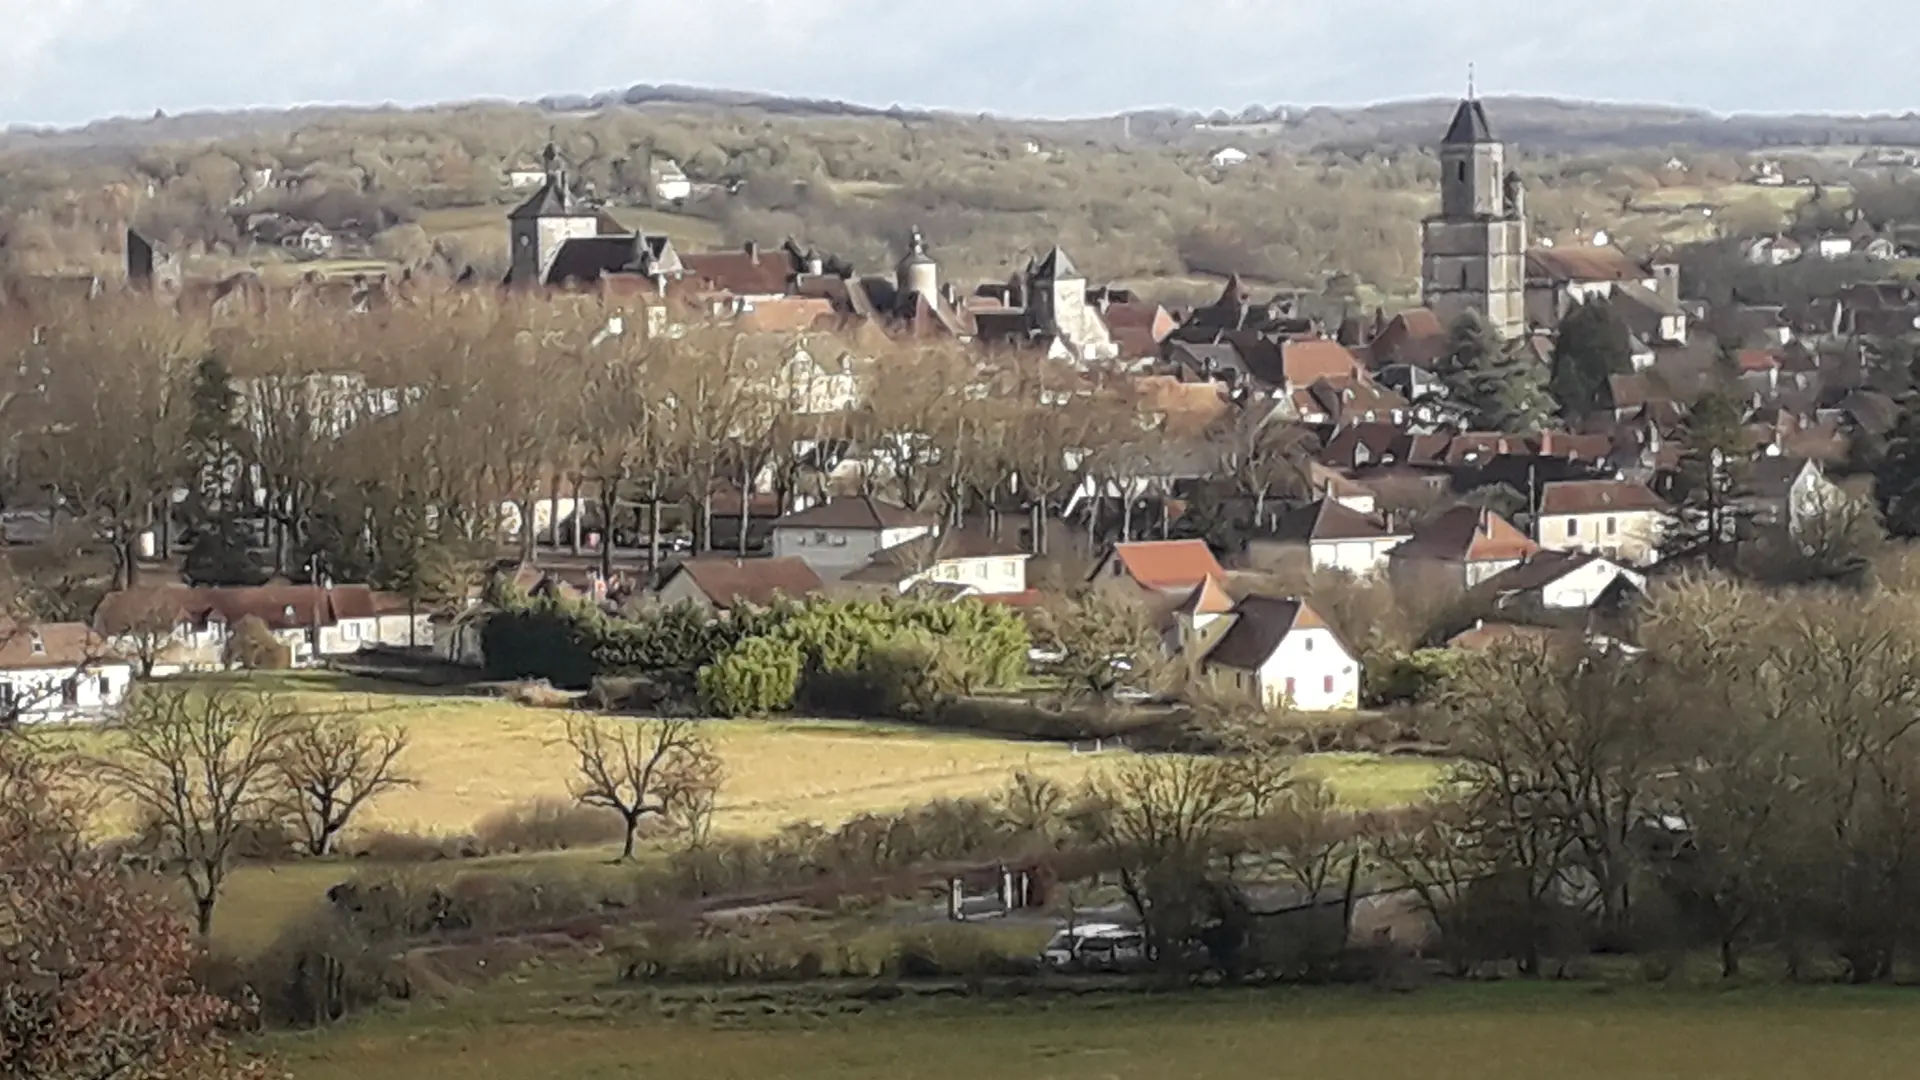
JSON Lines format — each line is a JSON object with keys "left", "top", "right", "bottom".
{"left": 0, "top": 95, "right": 1904, "bottom": 724}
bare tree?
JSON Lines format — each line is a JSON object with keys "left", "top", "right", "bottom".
{"left": 93, "top": 686, "right": 299, "bottom": 935}
{"left": 277, "top": 711, "right": 414, "bottom": 856}
{"left": 562, "top": 713, "right": 724, "bottom": 860}
{"left": 103, "top": 587, "right": 185, "bottom": 678}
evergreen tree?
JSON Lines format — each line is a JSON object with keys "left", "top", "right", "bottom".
{"left": 180, "top": 355, "right": 266, "bottom": 587}
{"left": 1441, "top": 311, "right": 1556, "bottom": 432}
{"left": 1873, "top": 398, "right": 1920, "bottom": 538}
{"left": 1549, "top": 300, "right": 1633, "bottom": 419}
{"left": 1661, "top": 388, "right": 1752, "bottom": 562}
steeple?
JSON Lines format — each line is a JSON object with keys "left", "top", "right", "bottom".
{"left": 1029, "top": 245, "right": 1080, "bottom": 282}
{"left": 1443, "top": 99, "right": 1495, "bottom": 145}
{"left": 897, "top": 226, "right": 938, "bottom": 298}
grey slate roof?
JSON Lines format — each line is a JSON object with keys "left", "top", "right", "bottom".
{"left": 1443, "top": 99, "right": 1495, "bottom": 145}
{"left": 1029, "top": 246, "right": 1080, "bottom": 282}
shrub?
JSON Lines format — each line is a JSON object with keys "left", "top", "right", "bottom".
{"left": 698, "top": 636, "right": 802, "bottom": 716}
{"left": 344, "top": 829, "right": 477, "bottom": 862}
{"left": 503, "top": 679, "right": 575, "bottom": 709}
{"left": 471, "top": 797, "right": 627, "bottom": 853}
{"left": 224, "top": 614, "right": 289, "bottom": 670}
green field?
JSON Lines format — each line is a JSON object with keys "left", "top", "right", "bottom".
{"left": 267, "top": 981, "right": 1920, "bottom": 1080}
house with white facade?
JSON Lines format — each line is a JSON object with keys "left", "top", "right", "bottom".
{"left": 1254, "top": 499, "right": 1408, "bottom": 577}
{"left": 1816, "top": 235, "right": 1855, "bottom": 260}
{"left": 1199, "top": 596, "right": 1361, "bottom": 712}
{"left": 1475, "top": 551, "right": 1647, "bottom": 612}
{"left": 94, "top": 584, "right": 430, "bottom": 669}
{"left": 1211, "top": 147, "right": 1251, "bottom": 168}
{"left": 837, "top": 528, "right": 1031, "bottom": 598}
{"left": 769, "top": 497, "right": 938, "bottom": 580}
{"left": 0, "top": 623, "right": 133, "bottom": 725}
{"left": 1534, "top": 480, "right": 1670, "bottom": 566}
{"left": 652, "top": 159, "right": 693, "bottom": 204}
{"left": 1389, "top": 506, "right": 1541, "bottom": 590}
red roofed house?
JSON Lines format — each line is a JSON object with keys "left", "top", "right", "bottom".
{"left": 1388, "top": 506, "right": 1540, "bottom": 590}
{"left": 94, "top": 584, "right": 428, "bottom": 669}
{"left": 1534, "top": 480, "right": 1670, "bottom": 566}
{"left": 1367, "top": 309, "right": 1448, "bottom": 370}
{"left": 654, "top": 556, "right": 825, "bottom": 614}
{"left": 1198, "top": 595, "right": 1361, "bottom": 712}
{"left": 0, "top": 623, "right": 134, "bottom": 725}
{"left": 1092, "top": 539, "right": 1228, "bottom": 596}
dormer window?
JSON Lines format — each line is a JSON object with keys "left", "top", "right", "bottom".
{"left": 283, "top": 605, "right": 297, "bottom": 621}
{"left": 29, "top": 633, "right": 44, "bottom": 656}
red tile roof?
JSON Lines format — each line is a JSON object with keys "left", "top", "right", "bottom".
{"left": 1368, "top": 308, "right": 1449, "bottom": 369}
{"left": 681, "top": 246, "right": 800, "bottom": 296}
{"left": 0, "top": 623, "right": 121, "bottom": 670}
{"left": 1282, "top": 339, "right": 1363, "bottom": 388}
{"left": 1538, "top": 480, "right": 1669, "bottom": 516}
{"left": 1102, "top": 540, "right": 1227, "bottom": 593}
{"left": 94, "top": 584, "right": 390, "bottom": 634}
{"left": 1526, "top": 247, "right": 1648, "bottom": 283}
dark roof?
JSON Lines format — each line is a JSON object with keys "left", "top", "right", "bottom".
{"left": 507, "top": 177, "right": 578, "bottom": 220}
{"left": 1204, "top": 596, "right": 1344, "bottom": 671}
{"left": 771, "top": 496, "right": 937, "bottom": 531}
{"left": 1268, "top": 499, "right": 1404, "bottom": 544}
{"left": 665, "top": 557, "right": 822, "bottom": 611}
{"left": 1029, "top": 246, "right": 1080, "bottom": 281}
{"left": 542, "top": 235, "right": 676, "bottom": 287}
{"left": 1474, "top": 550, "right": 1614, "bottom": 597}
{"left": 1392, "top": 506, "right": 1539, "bottom": 564}
{"left": 1442, "top": 99, "right": 1496, "bottom": 145}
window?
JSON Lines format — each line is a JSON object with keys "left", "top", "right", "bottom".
{"left": 812, "top": 531, "right": 829, "bottom": 545}
{"left": 61, "top": 680, "right": 77, "bottom": 707}
{"left": 1456, "top": 161, "right": 1467, "bottom": 184}
{"left": 98, "top": 675, "right": 111, "bottom": 698}
{"left": 1567, "top": 519, "right": 1579, "bottom": 538}
{"left": 1284, "top": 677, "right": 1297, "bottom": 700}
{"left": 1304, "top": 637, "right": 1314, "bottom": 652}
{"left": 1323, "top": 675, "right": 1335, "bottom": 694}
{"left": 342, "top": 621, "right": 360, "bottom": 642}
{"left": 0, "top": 684, "right": 14, "bottom": 709}
{"left": 1606, "top": 517, "right": 1618, "bottom": 536}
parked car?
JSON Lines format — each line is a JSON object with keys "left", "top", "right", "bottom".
{"left": 1040, "top": 922, "right": 1147, "bottom": 971}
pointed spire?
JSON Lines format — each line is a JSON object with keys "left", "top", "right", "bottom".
{"left": 1220, "top": 273, "right": 1249, "bottom": 305}
{"left": 1443, "top": 98, "right": 1495, "bottom": 145}
{"left": 1030, "top": 245, "right": 1079, "bottom": 282}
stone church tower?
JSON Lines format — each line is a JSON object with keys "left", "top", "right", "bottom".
{"left": 507, "top": 143, "right": 601, "bottom": 287}
{"left": 1420, "top": 98, "right": 1528, "bottom": 338}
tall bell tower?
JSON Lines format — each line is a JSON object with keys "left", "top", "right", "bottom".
{"left": 1420, "top": 95, "right": 1528, "bottom": 338}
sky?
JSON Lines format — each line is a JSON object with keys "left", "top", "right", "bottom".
{"left": 3, "top": 0, "right": 1917, "bottom": 128}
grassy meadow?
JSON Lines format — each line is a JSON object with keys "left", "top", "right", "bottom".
{"left": 62, "top": 673, "right": 1445, "bottom": 952}
{"left": 268, "top": 980, "right": 1920, "bottom": 1080}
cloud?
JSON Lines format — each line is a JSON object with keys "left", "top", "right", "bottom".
{"left": 2, "top": 0, "right": 1916, "bottom": 127}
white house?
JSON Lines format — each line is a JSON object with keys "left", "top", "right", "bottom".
{"left": 652, "top": 159, "right": 693, "bottom": 204}
{"left": 1745, "top": 235, "right": 1804, "bottom": 266}
{"left": 1200, "top": 596, "right": 1361, "bottom": 712}
{"left": 1816, "top": 235, "right": 1855, "bottom": 260}
{"left": 1475, "top": 551, "right": 1647, "bottom": 612}
{"left": 0, "top": 623, "right": 134, "bottom": 725}
{"left": 1211, "top": 147, "right": 1250, "bottom": 168}
{"left": 837, "top": 528, "right": 1031, "bottom": 597}
{"left": 1389, "top": 506, "right": 1541, "bottom": 590}
{"left": 507, "top": 166, "right": 549, "bottom": 189}
{"left": 1254, "top": 499, "right": 1408, "bottom": 577}
{"left": 769, "top": 497, "right": 938, "bottom": 579}
{"left": 653, "top": 557, "right": 824, "bottom": 614}
{"left": 1534, "top": 480, "right": 1670, "bottom": 566}
{"left": 95, "top": 584, "right": 430, "bottom": 669}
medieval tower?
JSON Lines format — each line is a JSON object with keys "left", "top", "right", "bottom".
{"left": 1420, "top": 98, "right": 1528, "bottom": 338}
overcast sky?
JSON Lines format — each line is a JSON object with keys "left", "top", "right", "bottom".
{"left": 4, "top": 0, "right": 1916, "bottom": 128}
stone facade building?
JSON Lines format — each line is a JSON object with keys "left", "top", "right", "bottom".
{"left": 1420, "top": 99, "right": 1528, "bottom": 339}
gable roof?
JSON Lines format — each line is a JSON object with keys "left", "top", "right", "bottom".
{"left": 1102, "top": 539, "right": 1227, "bottom": 593}
{"left": 771, "top": 496, "right": 937, "bottom": 532}
{"left": 1442, "top": 99, "right": 1496, "bottom": 145}
{"left": 1269, "top": 499, "right": 1405, "bottom": 544}
{"left": 1174, "top": 576, "right": 1236, "bottom": 617}
{"left": 1203, "top": 596, "right": 1348, "bottom": 671}
{"left": 0, "top": 623, "right": 121, "bottom": 670}
{"left": 94, "top": 584, "right": 387, "bottom": 635}
{"left": 840, "top": 528, "right": 1029, "bottom": 585}
{"left": 681, "top": 245, "right": 801, "bottom": 296}
{"left": 1281, "top": 339, "right": 1363, "bottom": 388}
{"left": 507, "top": 176, "right": 581, "bottom": 221}
{"left": 1474, "top": 550, "right": 1622, "bottom": 597}
{"left": 1368, "top": 308, "right": 1448, "bottom": 369}
{"left": 1393, "top": 506, "right": 1539, "bottom": 564}
{"left": 665, "top": 557, "right": 823, "bottom": 611}
{"left": 1538, "top": 480, "right": 1669, "bottom": 516}
{"left": 1527, "top": 247, "right": 1648, "bottom": 284}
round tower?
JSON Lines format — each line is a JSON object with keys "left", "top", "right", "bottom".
{"left": 897, "top": 227, "right": 938, "bottom": 299}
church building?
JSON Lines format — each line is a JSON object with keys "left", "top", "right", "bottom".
{"left": 1419, "top": 97, "right": 1529, "bottom": 339}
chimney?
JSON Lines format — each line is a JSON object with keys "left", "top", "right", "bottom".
{"left": 1479, "top": 509, "right": 1494, "bottom": 538}
{"left": 744, "top": 240, "right": 759, "bottom": 262}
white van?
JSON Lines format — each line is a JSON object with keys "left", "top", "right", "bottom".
{"left": 1040, "top": 922, "right": 1147, "bottom": 970}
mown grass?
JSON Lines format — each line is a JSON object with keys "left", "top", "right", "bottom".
{"left": 61, "top": 674, "right": 1449, "bottom": 953}
{"left": 266, "top": 980, "right": 1920, "bottom": 1080}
